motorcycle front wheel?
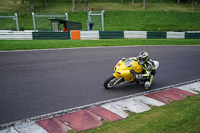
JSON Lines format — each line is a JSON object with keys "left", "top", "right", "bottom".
{"left": 104, "top": 75, "right": 120, "bottom": 89}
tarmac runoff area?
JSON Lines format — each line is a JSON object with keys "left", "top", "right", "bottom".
{"left": 0, "top": 79, "right": 200, "bottom": 133}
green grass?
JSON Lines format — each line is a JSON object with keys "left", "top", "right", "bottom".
{"left": 1, "top": 11, "right": 199, "bottom": 31}
{"left": 105, "top": 11, "right": 200, "bottom": 31}
{"left": 0, "top": 1, "right": 200, "bottom": 31}
{"left": 68, "top": 94, "right": 200, "bottom": 133}
{"left": 0, "top": 39, "right": 199, "bottom": 51}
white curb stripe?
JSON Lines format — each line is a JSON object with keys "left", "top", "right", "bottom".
{"left": 0, "top": 127, "right": 18, "bottom": 133}
{"left": 114, "top": 98, "right": 151, "bottom": 113}
{"left": 14, "top": 122, "right": 47, "bottom": 133}
{"left": 177, "top": 82, "right": 200, "bottom": 94}
{"left": 188, "top": 82, "right": 200, "bottom": 92}
{"left": 101, "top": 103, "right": 129, "bottom": 118}
{"left": 133, "top": 96, "right": 165, "bottom": 106}
{"left": 177, "top": 86, "right": 199, "bottom": 94}
{"left": 101, "top": 95, "right": 165, "bottom": 118}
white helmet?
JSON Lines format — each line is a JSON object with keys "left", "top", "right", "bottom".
{"left": 138, "top": 51, "right": 149, "bottom": 65}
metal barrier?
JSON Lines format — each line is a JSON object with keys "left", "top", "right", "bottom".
{"left": 32, "top": 32, "right": 70, "bottom": 40}
{"left": 99, "top": 31, "right": 124, "bottom": 39}
{"left": 0, "top": 31, "right": 32, "bottom": 40}
{"left": 147, "top": 32, "right": 167, "bottom": 39}
{"left": 0, "top": 13, "right": 19, "bottom": 31}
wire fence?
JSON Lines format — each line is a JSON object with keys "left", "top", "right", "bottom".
{"left": 0, "top": 13, "right": 19, "bottom": 31}
{"left": 0, "top": 11, "right": 105, "bottom": 31}
{"left": 32, "top": 12, "right": 68, "bottom": 32}
{"left": 88, "top": 10, "right": 105, "bottom": 31}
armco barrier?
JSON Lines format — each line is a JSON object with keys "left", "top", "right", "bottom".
{"left": 0, "top": 31, "right": 32, "bottom": 40}
{"left": 0, "top": 31, "right": 199, "bottom": 40}
{"left": 99, "top": 31, "right": 124, "bottom": 39}
{"left": 80, "top": 31, "right": 99, "bottom": 40}
{"left": 167, "top": 32, "right": 185, "bottom": 39}
{"left": 33, "top": 32, "right": 70, "bottom": 40}
{"left": 71, "top": 30, "right": 81, "bottom": 40}
{"left": 0, "top": 30, "right": 11, "bottom": 32}
{"left": 124, "top": 31, "right": 147, "bottom": 39}
{"left": 185, "top": 32, "right": 200, "bottom": 39}
{"left": 147, "top": 31, "right": 166, "bottom": 39}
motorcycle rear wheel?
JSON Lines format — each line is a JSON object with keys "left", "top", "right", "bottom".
{"left": 104, "top": 75, "right": 119, "bottom": 89}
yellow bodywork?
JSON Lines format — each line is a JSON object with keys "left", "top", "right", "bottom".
{"left": 113, "top": 59, "right": 143, "bottom": 82}
{"left": 131, "top": 60, "right": 143, "bottom": 74}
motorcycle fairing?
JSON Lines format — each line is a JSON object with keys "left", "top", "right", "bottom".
{"left": 113, "top": 59, "right": 143, "bottom": 82}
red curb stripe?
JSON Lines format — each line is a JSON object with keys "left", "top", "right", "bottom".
{"left": 88, "top": 106, "right": 123, "bottom": 121}
{"left": 156, "top": 89, "right": 185, "bottom": 101}
{"left": 170, "top": 88, "right": 195, "bottom": 96}
{"left": 36, "top": 118, "right": 71, "bottom": 133}
{"left": 145, "top": 88, "right": 194, "bottom": 104}
{"left": 56, "top": 109, "right": 102, "bottom": 131}
{"left": 145, "top": 93, "right": 172, "bottom": 104}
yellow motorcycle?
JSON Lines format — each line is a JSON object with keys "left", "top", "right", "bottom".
{"left": 104, "top": 58, "right": 159, "bottom": 89}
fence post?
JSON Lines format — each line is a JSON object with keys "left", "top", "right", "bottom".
{"left": 15, "top": 13, "right": 19, "bottom": 31}
{"left": 101, "top": 10, "right": 105, "bottom": 31}
{"left": 88, "top": 11, "right": 91, "bottom": 22}
{"left": 65, "top": 13, "right": 68, "bottom": 20}
{"left": 87, "top": 11, "right": 92, "bottom": 31}
{"left": 32, "top": 12, "right": 36, "bottom": 32}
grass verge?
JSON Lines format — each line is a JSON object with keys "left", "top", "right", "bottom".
{"left": 0, "top": 39, "right": 200, "bottom": 51}
{"left": 0, "top": 1, "right": 200, "bottom": 31}
{"left": 1, "top": 11, "right": 200, "bottom": 31}
{"left": 69, "top": 94, "right": 200, "bottom": 133}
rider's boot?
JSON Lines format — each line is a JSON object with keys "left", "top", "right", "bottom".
{"left": 145, "top": 75, "right": 154, "bottom": 89}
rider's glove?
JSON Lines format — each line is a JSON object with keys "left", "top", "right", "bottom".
{"left": 122, "top": 57, "right": 126, "bottom": 61}
{"left": 135, "top": 74, "right": 143, "bottom": 79}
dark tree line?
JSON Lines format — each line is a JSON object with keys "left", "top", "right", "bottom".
{"left": 72, "top": 0, "right": 89, "bottom": 12}
{"left": 177, "top": 0, "right": 199, "bottom": 4}
{"left": 20, "top": 0, "right": 199, "bottom": 11}
{"left": 20, "top": 0, "right": 46, "bottom": 9}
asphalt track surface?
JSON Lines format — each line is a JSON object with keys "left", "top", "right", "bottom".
{"left": 0, "top": 46, "right": 200, "bottom": 125}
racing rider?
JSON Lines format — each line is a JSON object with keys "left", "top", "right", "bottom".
{"left": 129, "top": 51, "right": 156, "bottom": 89}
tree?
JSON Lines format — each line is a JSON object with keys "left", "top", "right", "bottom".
{"left": 191, "top": 0, "right": 197, "bottom": 7}
{"left": 43, "top": 0, "right": 46, "bottom": 6}
{"left": 143, "top": 0, "right": 146, "bottom": 10}
{"left": 132, "top": 0, "right": 135, "bottom": 5}
{"left": 20, "top": 0, "right": 24, "bottom": 5}
{"left": 30, "top": 0, "right": 34, "bottom": 9}
{"left": 178, "top": 0, "right": 198, "bottom": 6}
{"left": 85, "top": 0, "right": 88, "bottom": 12}
{"left": 72, "top": 0, "right": 75, "bottom": 11}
